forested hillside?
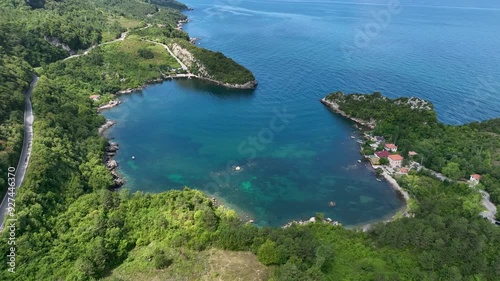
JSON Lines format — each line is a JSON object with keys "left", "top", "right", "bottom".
{"left": 0, "top": 1, "right": 499, "bottom": 280}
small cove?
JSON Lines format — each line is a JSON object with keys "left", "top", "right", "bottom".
{"left": 103, "top": 0, "right": 500, "bottom": 226}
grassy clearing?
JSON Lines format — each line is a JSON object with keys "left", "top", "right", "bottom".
{"left": 98, "top": 37, "right": 181, "bottom": 87}
{"left": 110, "top": 16, "right": 144, "bottom": 29}
{"left": 105, "top": 245, "right": 269, "bottom": 281}
{"left": 101, "top": 31, "right": 119, "bottom": 42}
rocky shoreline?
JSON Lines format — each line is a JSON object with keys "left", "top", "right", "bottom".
{"left": 98, "top": 100, "right": 121, "bottom": 111}
{"left": 321, "top": 98, "right": 376, "bottom": 129}
{"left": 104, "top": 142, "right": 125, "bottom": 189}
{"left": 116, "top": 72, "right": 257, "bottom": 95}
{"left": 282, "top": 216, "right": 341, "bottom": 228}
{"left": 98, "top": 119, "right": 116, "bottom": 135}
{"left": 197, "top": 76, "right": 258, "bottom": 90}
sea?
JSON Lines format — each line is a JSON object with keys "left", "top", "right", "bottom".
{"left": 102, "top": 0, "right": 500, "bottom": 226}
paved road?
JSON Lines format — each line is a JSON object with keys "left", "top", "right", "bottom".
{"left": 0, "top": 75, "right": 37, "bottom": 231}
{"left": 479, "top": 190, "right": 498, "bottom": 223}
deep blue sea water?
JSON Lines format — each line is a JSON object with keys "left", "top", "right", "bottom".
{"left": 103, "top": 0, "right": 500, "bottom": 226}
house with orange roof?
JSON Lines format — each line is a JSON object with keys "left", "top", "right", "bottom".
{"left": 388, "top": 154, "right": 403, "bottom": 168}
{"left": 470, "top": 174, "right": 481, "bottom": 185}
{"left": 89, "top": 94, "right": 100, "bottom": 101}
{"left": 400, "top": 167, "right": 408, "bottom": 174}
{"left": 385, "top": 143, "right": 398, "bottom": 152}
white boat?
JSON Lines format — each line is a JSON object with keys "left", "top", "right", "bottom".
{"left": 357, "top": 160, "right": 362, "bottom": 163}
{"left": 376, "top": 178, "right": 382, "bottom": 182}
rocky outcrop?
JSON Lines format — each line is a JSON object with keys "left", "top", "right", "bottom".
{"left": 98, "top": 120, "right": 116, "bottom": 135}
{"left": 105, "top": 142, "right": 124, "bottom": 188}
{"left": 110, "top": 170, "right": 125, "bottom": 188}
{"left": 108, "top": 142, "right": 119, "bottom": 152}
{"left": 98, "top": 100, "right": 121, "bottom": 111}
{"left": 169, "top": 43, "right": 206, "bottom": 73}
{"left": 44, "top": 36, "right": 75, "bottom": 55}
{"left": 282, "top": 217, "right": 341, "bottom": 228}
{"left": 106, "top": 159, "right": 118, "bottom": 170}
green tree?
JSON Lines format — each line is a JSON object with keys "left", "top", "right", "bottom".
{"left": 380, "top": 158, "right": 389, "bottom": 165}
{"left": 442, "top": 162, "right": 462, "bottom": 180}
{"left": 258, "top": 240, "right": 280, "bottom": 265}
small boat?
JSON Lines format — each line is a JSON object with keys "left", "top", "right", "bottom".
{"left": 132, "top": 156, "right": 135, "bottom": 160}
{"left": 350, "top": 136, "right": 355, "bottom": 139}
{"left": 328, "top": 201, "right": 336, "bottom": 207}
{"left": 376, "top": 178, "right": 382, "bottom": 182}
{"left": 357, "top": 160, "right": 362, "bottom": 163}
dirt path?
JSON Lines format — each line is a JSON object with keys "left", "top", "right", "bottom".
{"left": 63, "top": 30, "right": 129, "bottom": 61}
{"left": 144, "top": 39, "right": 188, "bottom": 71}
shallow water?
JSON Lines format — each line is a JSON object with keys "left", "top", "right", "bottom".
{"left": 103, "top": 0, "right": 500, "bottom": 226}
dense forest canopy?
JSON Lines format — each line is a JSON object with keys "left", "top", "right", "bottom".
{"left": 0, "top": 0, "right": 498, "bottom": 280}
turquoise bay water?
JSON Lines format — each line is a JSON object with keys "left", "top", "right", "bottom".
{"left": 103, "top": 0, "right": 500, "bottom": 226}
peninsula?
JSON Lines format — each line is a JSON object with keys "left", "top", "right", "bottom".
{"left": 322, "top": 91, "right": 500, "bottom": 223}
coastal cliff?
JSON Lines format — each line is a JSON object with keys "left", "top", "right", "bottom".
{"left": 167, "top": 39, "right": 257, "bottom": 89}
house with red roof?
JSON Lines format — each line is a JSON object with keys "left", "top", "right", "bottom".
{"left": 388, "top": 154, "right": 404, "bottom": 168}
{"left": 470, "top": 174, "right": 481, "bottom": 185}
{"left": 374, "top": 151, "right": 390, "bottom": 159}
{"left": 400, "top": 167, "right": 408, "bottom": 174}
{"left": 384, "top": 143, "right": 398, "bottom": 152}
{"left": 408, "top": 151, "right": 418, "bottom": 156}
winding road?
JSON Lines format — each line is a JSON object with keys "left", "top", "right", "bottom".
{"left": 63, "top": 24, "right": 153, "bottom": 61}
{"left": 63, "top": 30, "right": 129, "bottom": 61}
{"left": 479, "top": 190, "right": 498, "bottom": 224}
{"left": 0, "top": 75, "right": 38, "bottom": 231}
